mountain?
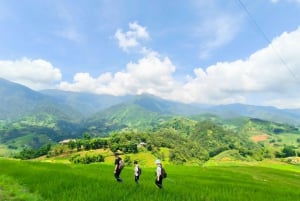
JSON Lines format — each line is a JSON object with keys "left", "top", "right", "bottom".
{"left": 1, "top": 78, "right": 300, "bottom": 126}
{"left": 0, "top": 78, "right": 82, "bottom": 121}
{"left": 1, "top": 78, "right": 300, "bottom": 155}
{"left": 86, "top": 102, "right": 169, "bottom": 131}
{"left": 205, "top": 103, "right": 300, "bottom": 125}
{"left": 40, "top": 89, "right": 131, "bottom": 117}
{"left": 84, "top": 94, "right": 211, "bottom": 130}
{"left": 126, "top": 94, "right": 207, "bottom": 115}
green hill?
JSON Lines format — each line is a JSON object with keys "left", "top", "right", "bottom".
{"left": 0, "top": 78, "right": 82, "bottom": 121}
{"left": 87, "top": 102, "right": 170, "bottom": 131}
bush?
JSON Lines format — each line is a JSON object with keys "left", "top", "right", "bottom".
{"left": 282, "top": 146, "right": 296, "bottom": 157}
{"left": 70, "top": 153, "right": 105, "bottom": 164}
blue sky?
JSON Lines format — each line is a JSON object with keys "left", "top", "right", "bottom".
{"left": 0, "top": 0, "right": 300, "bottom": 108}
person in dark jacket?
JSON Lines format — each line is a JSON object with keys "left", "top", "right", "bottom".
{"left": 114, "top": 153, "right": 123, "bottom": 182}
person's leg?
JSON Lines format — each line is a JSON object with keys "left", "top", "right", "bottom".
{"left": 135, "top": 175, "right": 139, "bottom": 183}
{"left": 159, "top": 177, "right": 163, "bottom": 188}
{"left": 114, "top": 170, "right": 122, "bottom": 182}
{"left": 155, "top": 178, "right": 162, "bottom": 189}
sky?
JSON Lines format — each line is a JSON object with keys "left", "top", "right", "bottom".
{"left": 0, "top": 0, "right": 300, "bottom": 109}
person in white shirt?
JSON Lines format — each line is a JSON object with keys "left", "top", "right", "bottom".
{"left": 155, "top": 159, "right": 163, "bottom": 189}
{"left": 134, "top": 160, "right": 140, "bottom": 183}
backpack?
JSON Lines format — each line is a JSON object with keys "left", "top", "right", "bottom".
{"left": 119, "top": 159, "right": 125, "bottom": 170}
{"left": 161, "top": 167, "right": 167, "bottom": 178}
{"left": 138, "top": 167, "right": 142, "bottom": 175}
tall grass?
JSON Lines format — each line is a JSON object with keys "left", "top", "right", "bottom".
{"left": 0, "top": 158, "right": 299, "bottom": 201}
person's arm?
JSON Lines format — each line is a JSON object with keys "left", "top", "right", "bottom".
{"left": 114, "top": 164, "right": 118, "bottom": 173}
{"left": 114, "top": 159, "right": 118, "bottom": 173}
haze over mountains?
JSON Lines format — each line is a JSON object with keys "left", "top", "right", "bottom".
{"left": 1, "top": 77, "right": 300, "bottom": 125}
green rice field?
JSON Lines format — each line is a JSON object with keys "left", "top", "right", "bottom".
{"left": 0, "top": 158, "right": 300, "bottom": 201}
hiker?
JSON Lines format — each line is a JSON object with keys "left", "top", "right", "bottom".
{"left": 155, "top": 159, "right": 163, "bottom": 189}
{"left": 114, "top": 153, "right": 123, "bottom": 182}
{"left": 134, "top": 160, "right": 141, "bottom": 183}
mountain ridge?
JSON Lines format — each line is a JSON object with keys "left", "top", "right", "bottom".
{"left": 1, "top": 77, "right": 300, "bottom": 125}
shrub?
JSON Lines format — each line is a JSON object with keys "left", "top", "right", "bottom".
{"left": 70, "top": 153, "right": 105, "bottom": 164}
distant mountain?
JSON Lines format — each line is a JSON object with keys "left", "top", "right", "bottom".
{"left": 128, "top": 94, "right": 206, "bottom": 115}
{"left": 1, "top": 77, "right": 300, "bottom": 126}
{"left": 205, "top": 103, "right": 300, "bottom": 125}
{"left": 0, "top": 78, "right": 82, "bottom": 121}
{"left": 40, "top": 89, "right": 131, "bottom": 117}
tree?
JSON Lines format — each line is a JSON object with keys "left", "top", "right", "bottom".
{"left": 124, "top": 155, "right": 132, "bottom": 166}
{"left": 282, "top": 146, "right": 296, "bottom": 157}
{"left": 68, "top": 140, "right": 76, "bottom": 150}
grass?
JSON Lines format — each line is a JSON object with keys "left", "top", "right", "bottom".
{"left": 0, "top": 158, "right": 300, "bottom": 201}
{"left": 0, "top": 174, "right": 43, "bottom": 201}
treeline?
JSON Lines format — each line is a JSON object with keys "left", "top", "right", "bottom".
{"left": 67, "top": 120, "right": 270, "bottom": 164}
{"left": 14, "top": 144, "right": 52, "bottom": 159}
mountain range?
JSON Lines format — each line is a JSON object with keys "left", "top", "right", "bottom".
{"left": 1, "top": 77, "right": 300, "bottom": 126}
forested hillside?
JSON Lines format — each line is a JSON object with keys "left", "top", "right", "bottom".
{"left": 10, "top": 117, "right": 300, "bottom": 165}
{"left": 1, "top": 78, "right": 300, "bottom": 163}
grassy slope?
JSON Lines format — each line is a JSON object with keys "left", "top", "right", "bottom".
{"left": 0, "top": 158, "right": 300, "bottom": 201}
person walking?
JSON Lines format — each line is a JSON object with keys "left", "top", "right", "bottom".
{"left": 114, "top": 153, "right": 123, "bottom": 182}
{"left": 133, "top": 160, "right": 141, "bottom": 184}
{"left": 155, "top": 159, "right": 163, "bottom": 189}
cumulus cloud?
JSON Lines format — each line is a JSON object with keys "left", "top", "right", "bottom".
{"left": 58, "top": 51, "right": 177, "bottom": 96}
{"left": 178, "top": 27, "right": 300, "bottom": 107}
{"left": 58, "top": 27, "right": 300, "bottom": 108}
{"left": 115, "top": 22, "right": 150, "bottom": 52}
{"left": 0, "top": 58, "right": 62, "bottom": 90}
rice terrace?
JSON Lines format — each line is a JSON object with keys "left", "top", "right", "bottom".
{"left": 1, "top": 0, "right": 300, "bottom": 201}
{"left": 1, "top": 154, "right": 300, "bottom": 201}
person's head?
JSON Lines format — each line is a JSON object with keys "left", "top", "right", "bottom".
{"left": 114, "top": 152, "right": 119, "bottom": 158}
{"left": 155, "top": 159, "right": 161, "bottom": 166}
{"left": 134, "top": 160, "right": 138, "bottom": 165}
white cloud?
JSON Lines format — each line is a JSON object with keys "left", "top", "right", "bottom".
{"left": 178, "top": 27, "right": 300, "bottom": 107}
{"left": 5, "top": 26, "right": 298, "bottom": 109}
{"left": 198, "top": 14, "right": 240, "bottom": 59}
{"left": 0, "top": 58, "right": 62, "bottom": 90}
{"left": 58, "top": 51, "right": 177, "bottom": 96}
{"left": 58, "top": 27, "right": 300, "bottom": 108}
{"left": 191, "top": 1, "right": 242, "bottom": 59}
{"left": 115, "top": 22, "right": 149, "bottom": 52}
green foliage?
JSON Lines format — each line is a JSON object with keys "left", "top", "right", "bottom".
{"left": 190, "top": 120, "right": 264, "bottom": 160}
{"left": 70, "top": 153, "right": 105, "bottom": 164}
{"left": 124, "top": 155, "right": 132, "bottom": 166}
{"left": 13, "top": 143, "right": 51, "bottom": 159}
{"left": 282, "top": 146, "right": 296, "bottom": 157}
{"left": 2, "top": 107, "right": 300, "bottom": 164}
